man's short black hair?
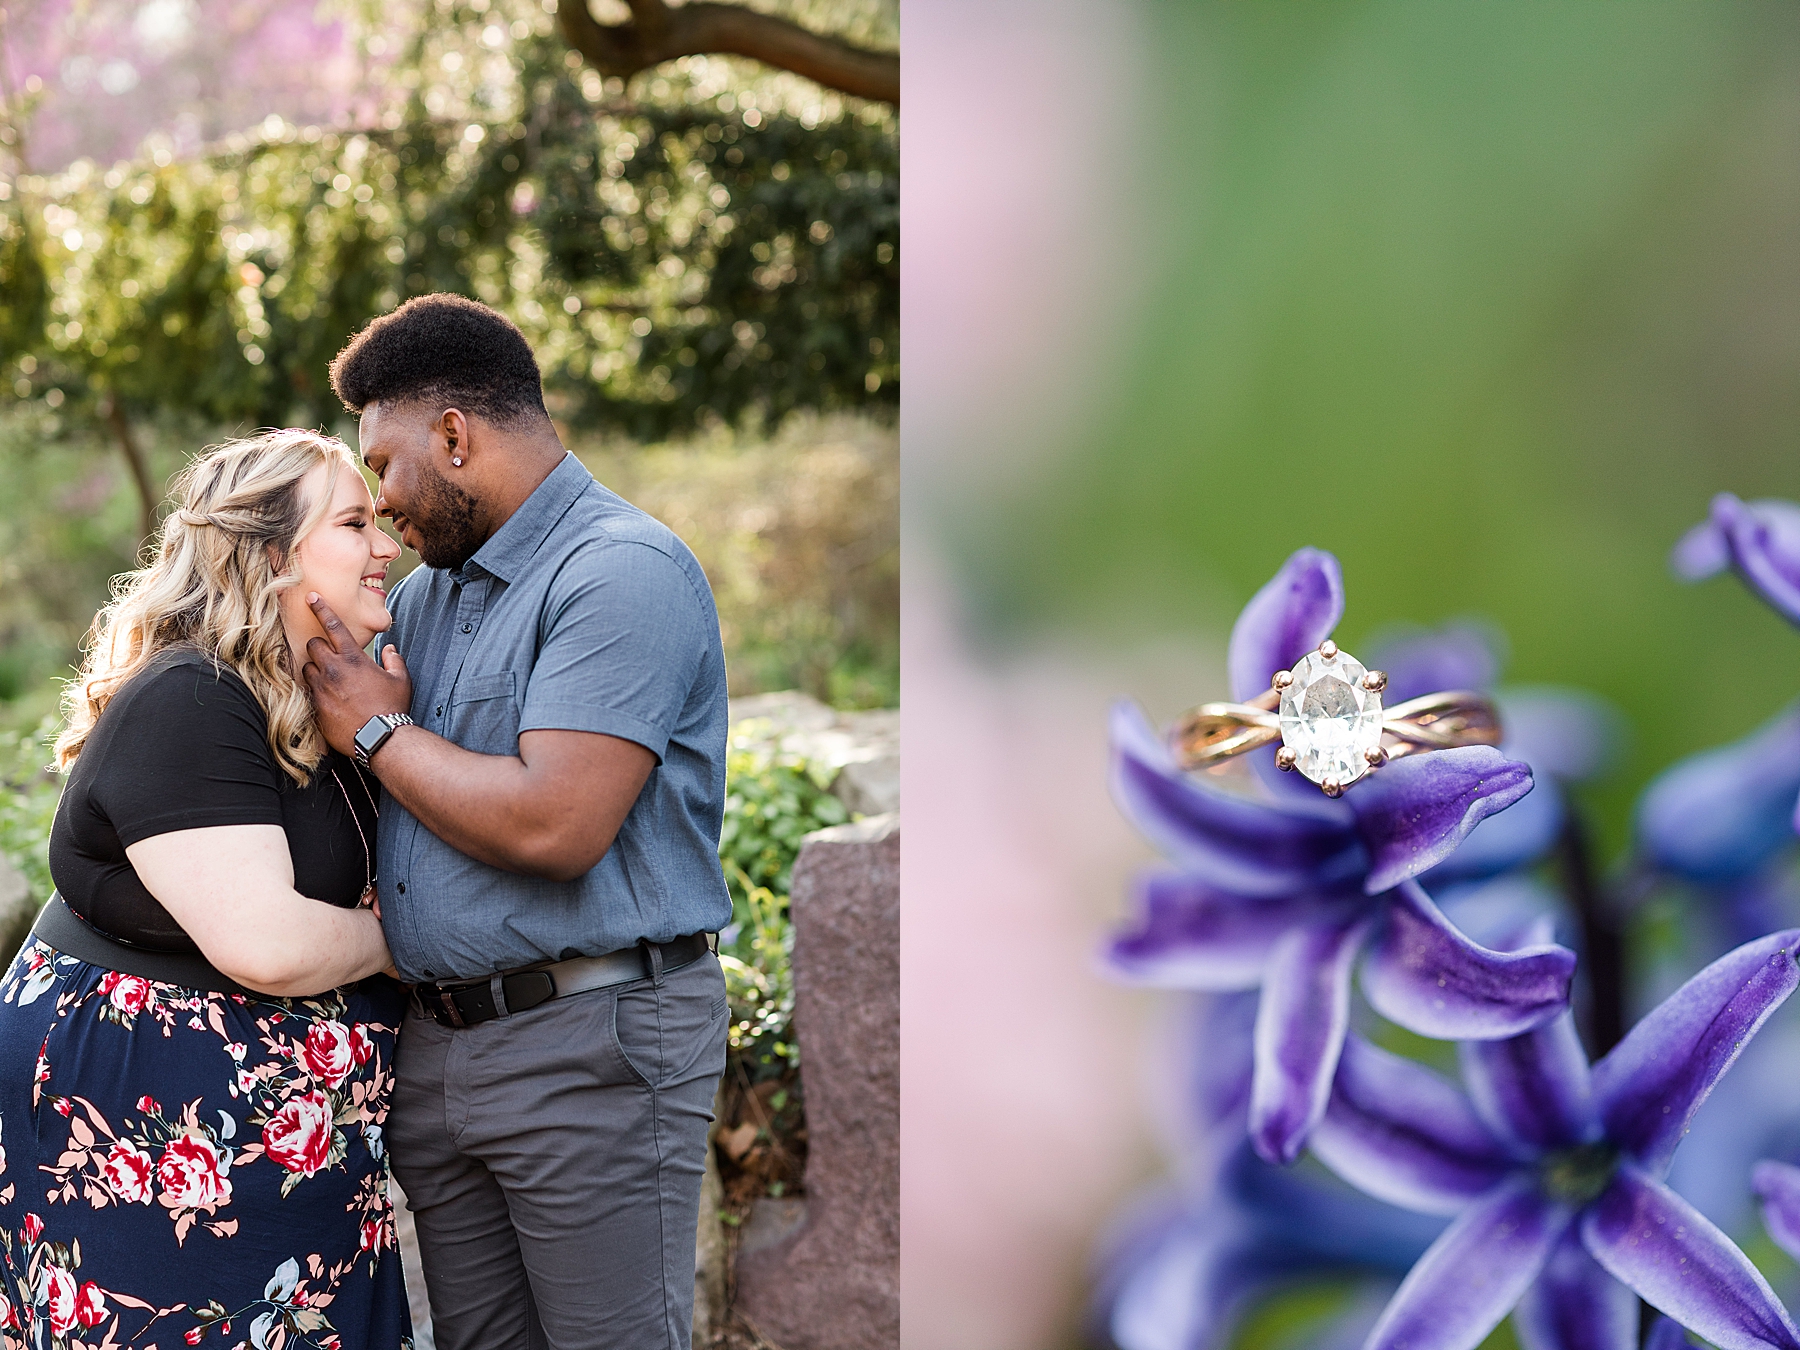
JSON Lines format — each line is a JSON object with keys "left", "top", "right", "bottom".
{"left": 329, "top": 293, "right": 548, "bottom": 426}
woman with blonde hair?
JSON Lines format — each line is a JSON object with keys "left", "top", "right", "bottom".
{"left": 0, "top": 430, "right": 412, "bottom": 1347}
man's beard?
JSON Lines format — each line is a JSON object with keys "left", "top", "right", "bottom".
{"left": 408, "top": 462, "right": 485, "bottom": 570}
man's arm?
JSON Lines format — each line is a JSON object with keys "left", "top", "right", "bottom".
{"left": 301, "top": 595, "right": 654, "bottom": 882}
{"left": 363, "top": 722, "right": 652, "bottom": 881}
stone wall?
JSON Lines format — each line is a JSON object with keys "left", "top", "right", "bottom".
{"left": 728, "top": 691, "right": 899, "bottom": 817}
{"left": 733, "top": 813, "right": 900, "bottom": 1349}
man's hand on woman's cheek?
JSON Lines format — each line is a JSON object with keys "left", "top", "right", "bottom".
{"left": 300, "top": 593, "right": 413, "bottom": 754}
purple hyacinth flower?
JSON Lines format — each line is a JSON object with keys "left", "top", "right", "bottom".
{"left": 1646, "top": 1317, "right": 1701, "bottom": 1350}
{"left": 1365, "top": 621, "right": 1503, "bottom": 707}
{"left": 1754, "top": 1159, "right": 1800, "bottom": 1263}
{"left": 1366, "top": 622, "right": 1621, "bottom": 888}
{"left": 1108, "top": 549, "right": 1570, "bottom": 1165}
{"left": 1674, "top": 493, "right": 1800, "bottom": 627}
{"left": 1637, "top": 704, "right": 1800, "bottom": 885}
{"left": 1093, "top": 1141, "right": 1444, "bottom": 1350}
{"left": 1660, "top": 995, "right": 1800, "bottom": 1235}
{"left": 1667, "top": 494, "right": 1800, "bottom": 840}
{"left": 1309, "top": 928, "right": 1800, "bottom": 1350}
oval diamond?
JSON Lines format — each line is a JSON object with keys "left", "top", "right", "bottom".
{"left": 1277, "top": 648, "right": 1384, "bottom": 789}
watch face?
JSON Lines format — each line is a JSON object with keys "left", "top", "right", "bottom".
{"left": 354, "top": 715, "right": 390, "bottom": 757}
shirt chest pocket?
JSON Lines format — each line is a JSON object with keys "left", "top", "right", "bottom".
{"left": 445, "top": 670, "right": 519, "bottom": 755}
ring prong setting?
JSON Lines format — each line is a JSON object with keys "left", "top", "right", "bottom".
{"left": 1364, "top": 745, "right": 1387, "bottom": 767}
{"left": 1319, "top": 639, "right": 1338, "bottom": 659}
{"left": 1321, "top": 777, "right": 1343, "bottom": 797}
{"left": 1275, "top": 745, "right": 1298, "bottom": 772}
{"left": 1272, "top": 670, "right": 1294, "bottom": 691}
{"left": 1362, "top": 669, "right": 1387, "bottom": 693}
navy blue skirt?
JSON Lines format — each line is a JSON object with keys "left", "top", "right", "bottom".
{"left": 0, "top": 938, "right": 413, "bottom": 1348}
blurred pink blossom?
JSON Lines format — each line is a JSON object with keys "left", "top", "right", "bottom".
{"left": 902, "top": 554, "right": 1197, "bottom": 1350}
{"left": 1, "top": 0, "right": 394, "bottom": 171}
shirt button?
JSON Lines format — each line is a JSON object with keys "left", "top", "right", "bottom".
{"left": 435, "top": 706, "right": 443, "bottom": 717}
{"left": 461, "top": 622, "right": 473, "bottom": 633}
{"left": 397, "top": 882, "right": 407, "bottom": 894}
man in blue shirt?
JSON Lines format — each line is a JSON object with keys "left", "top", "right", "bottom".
{"left": 303, "top": 294, "right": 731, "bottom": 1350}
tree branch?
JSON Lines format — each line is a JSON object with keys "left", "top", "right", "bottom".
{"left": 558, "top": 0, "right": 899, "bottom": 107}
{"left": 102, "top": 397, "right": 157, "bottom": 550}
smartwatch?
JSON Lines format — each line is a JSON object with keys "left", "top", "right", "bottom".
{"left": 352, "top": 713, "right": 415, "bottom": 769}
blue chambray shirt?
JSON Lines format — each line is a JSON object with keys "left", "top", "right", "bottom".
{"left": 370, "top": 452, "right": 731, "bottom": 982}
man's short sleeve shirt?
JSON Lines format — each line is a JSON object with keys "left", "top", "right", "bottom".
{"left": 372, "top": 452, "right": 732, "bottom": 982}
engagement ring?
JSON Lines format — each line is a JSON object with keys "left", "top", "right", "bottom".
{"left": 1169, "top": 640, "right": 1502, "bottom": 796}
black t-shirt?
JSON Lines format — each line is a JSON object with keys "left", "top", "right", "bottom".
{"left": 49, "top": 647, "right": 380, "bottom": 952}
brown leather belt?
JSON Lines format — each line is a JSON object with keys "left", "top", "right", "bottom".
{"left": 412, "top": 932, "right": 713, "bottom": 1029}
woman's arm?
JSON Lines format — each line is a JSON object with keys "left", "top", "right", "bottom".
{"left": 126, "top": 824, "right": 392, "bottom": 996}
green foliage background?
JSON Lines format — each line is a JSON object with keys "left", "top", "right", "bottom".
{"left": 0, "top": 0, "right": 899, "bottom": 706}
{"left": 0, "top": 0, "right": 896, "bottom": 437}
{"left": 717, "top": 727, "right": 848, "bottom": 1079}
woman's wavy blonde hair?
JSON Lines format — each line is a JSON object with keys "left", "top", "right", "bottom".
{"left": 56, "top": 429, "right": 357, "bottom": 785}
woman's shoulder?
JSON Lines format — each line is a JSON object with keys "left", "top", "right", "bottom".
{"left": 107, "top": 647, "right": 267, "bottom": 732}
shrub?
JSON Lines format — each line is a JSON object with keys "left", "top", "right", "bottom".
{"left": 0, "top": 714, "right": 62, "bottom": 954}
{"left": 717, "top": 720, "right": 849, "bottom": 1080}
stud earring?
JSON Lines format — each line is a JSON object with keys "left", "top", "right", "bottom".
{"left": 452, "top": 456, "right": 463, "bottom": 466}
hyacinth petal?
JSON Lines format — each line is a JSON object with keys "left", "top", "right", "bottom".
{"left": 1096, "top": 1144, "right": 1448, "bottom": 1350}
{"left": 1671, "top": 515, "right": 1731, "bottom": 581}
{"left": 1582, "top": 1164, "right": 1800, "bottom": 1350}
{"left": 1185, "top": 992, "right": 1258, "bottom": 1138}
{"left": 1422, "top": 770, "right": 1564, "bottom": 886}
{"left": 1459, "top": 1012, "right": 1599, "bottom": 1156}
{"left": 1096, "top": 1196, "right": 1239, "bottom": 1350}
{"left": 1433, "top": 875, "right": 1567, "bottom": 954}
{"left": 1110, "top": 701, "right": 1362, "bottom": 898}
{"left": 1635, "top": 705, "right": 1800, "bottom": 885}
{"left": 1365, "top": 622, "right": 1502, "bottom": 705}
{"left": 1514, "top": 1230, "right": 1638, "bottom": 1350}
{"left": 1309, "top": 1035, "right": 1512, "bottom": 1216}
{"left": 1219, "top": 1140, "right": 1447, "bottom": 1271}
{"left": 1752, "top": 1160, "right": 1800, "bottom": 1263}
{"left": 1104, "top": 873, "right": 1359, "bottom": 990}
{"left": 1714, "top": 494, "right": 1800, "bottom": 627}
{"left": 1361, "top": 881, "right": 1575, "bottom": 1040}
{"left": 1364, "top": 1176, "right": 1570, "bottom": 1350}
{"left": 1592, "top": 928, "right": 1800, "bottom": 1176}
{"left": 1228, "top": 548, "right": 1344, "bottom": 703}
{"left": 1499, "top": 688, "right": 1624, "bottom": 785}
{"left": 1716, "top": 869, "right": 1800, "bottom": 951}
{"left": 1645, "top": 1318, "right": 1697, "bottom": 1350}
{"left": 1249, "top": 914, "right": 1370, "bottom": 1166}
{"left": 1350, "top": 747, "right": 1536, "bottom": 894}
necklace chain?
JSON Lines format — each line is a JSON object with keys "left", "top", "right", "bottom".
{"left": 329, "top": 763, "right": 378, "bottom": 903}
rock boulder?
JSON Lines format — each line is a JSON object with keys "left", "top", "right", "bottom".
{"left": 734, "top": 813, "right": 899, "bottom": 1349}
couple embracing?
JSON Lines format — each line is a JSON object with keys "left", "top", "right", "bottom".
{"left": 0, "top": 295, "right": 730, "bottom": 1348}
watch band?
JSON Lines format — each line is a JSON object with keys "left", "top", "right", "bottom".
{"left": 353, "top": 712, "right": 414, "bottom": 770}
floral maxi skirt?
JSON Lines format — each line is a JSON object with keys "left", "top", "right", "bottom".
{"left": 0, "top": 938, "right": 413, "bottom": 1349}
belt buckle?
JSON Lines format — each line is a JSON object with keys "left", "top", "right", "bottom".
{"left": 436, "top": 988, "right": 467, "bottom": 1029}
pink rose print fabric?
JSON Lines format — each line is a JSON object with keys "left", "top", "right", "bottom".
{"left": 0, "top": 940, "right": 413, "bottom": 1348}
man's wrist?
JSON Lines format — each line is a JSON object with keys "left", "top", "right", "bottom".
{"left": 353, "top": 712, "right": 415, "bottom": 769}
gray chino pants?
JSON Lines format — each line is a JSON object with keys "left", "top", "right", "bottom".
{"left": 388, "top": 950, "right": 729, "bottom": 1350}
